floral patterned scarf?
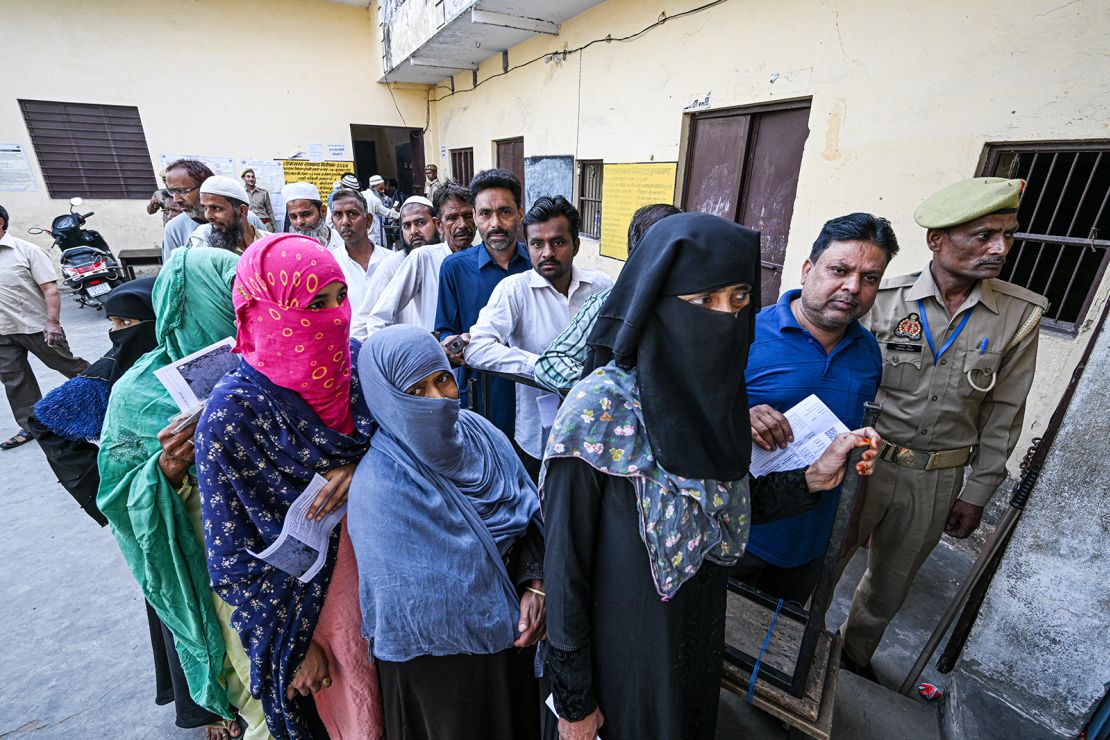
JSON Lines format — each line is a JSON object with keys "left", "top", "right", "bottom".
{"left": 541, "top": 364, "right": 750, "bottom": 600}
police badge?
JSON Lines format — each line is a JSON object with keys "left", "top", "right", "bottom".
{"left": 894, "top": 312, "right": 923, "bottom": 341}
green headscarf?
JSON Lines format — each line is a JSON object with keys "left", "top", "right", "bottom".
{"left": 97, "top": 247, "right": 240, "bottom": 718}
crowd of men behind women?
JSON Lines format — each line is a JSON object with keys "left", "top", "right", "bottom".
{"left": 3, "top": 155, "right": 1048, "bottom": 740}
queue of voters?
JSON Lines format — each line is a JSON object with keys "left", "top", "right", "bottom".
{"left": 0, "top": 159, "right": 1048, "bottom": 740}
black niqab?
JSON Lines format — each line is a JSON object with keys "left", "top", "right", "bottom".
{"left": 584, "top": 212, "right": 760, "bottom": 480}
{"left": 91, "top": 277, "right": 158, "bottom": 384}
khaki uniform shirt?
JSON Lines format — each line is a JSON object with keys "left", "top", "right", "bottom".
{"left": 246, "top": 186, "right": 276, "bottom": 227}
{"left": 424, "top": 178, "right": 444, "bottom": 200}
{"left": 0, "top": 233, "right": 57, "bottom": 335}
{"left": 865, "top": 264, "right": 1047, "bottom": 506}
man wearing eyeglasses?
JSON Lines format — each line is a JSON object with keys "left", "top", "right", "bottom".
{"left": 161, "top": 159, "right": 265, "bottom": 261}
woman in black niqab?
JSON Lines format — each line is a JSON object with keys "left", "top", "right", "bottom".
{"left": 542, "top": 213, "right": 762, "bottom": 740}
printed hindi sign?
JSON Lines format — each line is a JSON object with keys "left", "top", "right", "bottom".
{"left": 0, "top": 143, "right": 37, "bottom": 192}
{"left": 279, "top": 159, "right": 355, "bottom": 200}
{"left": 599, "top": 162, "right": 677, "bottom": 260}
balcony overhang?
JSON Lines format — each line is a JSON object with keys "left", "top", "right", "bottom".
{"left": 381, "top": 0, "right": 604, "bottom": 84}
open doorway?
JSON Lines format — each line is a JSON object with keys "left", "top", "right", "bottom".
{"left": 349, "top": 124, "right": 426, "bottom": 198}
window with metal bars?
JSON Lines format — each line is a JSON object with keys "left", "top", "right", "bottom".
{"left": 19, "top": 99, "right": 157, "bottom": 199}
{"left": 980, "top": 141, "right": 1110, "bottom": 332}
{"left": 577, "top": 160, "right": 603, "bottom": 238}
{"left": 450, "top": 147, "right": 474, "bottom": 187}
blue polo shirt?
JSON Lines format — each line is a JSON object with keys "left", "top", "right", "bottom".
{"left": 745, "top": 289, "right": 882, "bottom": 567}
{"left": 435, "top": 242, "right": 531, "bottom": 440}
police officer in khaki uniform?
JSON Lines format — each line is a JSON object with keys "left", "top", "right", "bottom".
{"left": 839, "top": 177, "right": 1047, "bottom": 678}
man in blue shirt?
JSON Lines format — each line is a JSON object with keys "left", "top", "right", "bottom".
{"left": 735, "top": 212, "right": 899, "bottom": 604}
{"left": 436, "top": 169, "right": 531, "bottom": 440}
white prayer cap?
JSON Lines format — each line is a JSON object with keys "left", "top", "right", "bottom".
{"left": 281, "top": 181, "right": 321, "bottom": 202}
{"left": 367, "top": 175, "right": 384, "bottom": 186}
{"left": 200, "top": 175, "right": 249, "bottom": 204}
{"left": 401, "top": 195, "right": 435, "bottom": 211}
{"left": 340, "top": 174, "right": 362, "bottom": 190}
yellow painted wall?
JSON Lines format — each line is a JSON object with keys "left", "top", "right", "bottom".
{"left": 0, "top": 0, "right": 427, "bottom": 254}
{"left": 420, "top": 0, "right": 1110, "bottom": 473}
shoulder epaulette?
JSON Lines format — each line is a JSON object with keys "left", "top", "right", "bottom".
{"left": 879, "top": 272, "right": 921, "bottom": 290}
{"left": 990, "top": 279, "right": 1049, "bottom": 310}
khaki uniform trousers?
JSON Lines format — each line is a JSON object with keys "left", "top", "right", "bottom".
{"left": 838, "top": 456, "right": 964, "bottom": 664}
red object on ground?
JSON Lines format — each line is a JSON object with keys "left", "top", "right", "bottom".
{"left": 917, "top": 682, "right": 943, "bottom": 701}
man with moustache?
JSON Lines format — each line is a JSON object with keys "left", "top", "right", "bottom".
{"left": 161, "top": 159, "right": 264, "bottom": 260}
{"left": 838, "top": 178, "right": 1046, "bottom": 682}
{"left": 435, "top": 169, "right": 532, "bottom": 440}
{"left": 328, "top": 187, "right": 396, "bottom": 311}
{"left": 185, "top": 176, "right": 269, "bottom": 253}
{"left": 735, "top": 213, "right": 898, "bottom": 605}
{"left": 281, "top": 181, "right": 345, "bottom": 250}
{"left": 352, "top": 188, "right": 476, "bottom": 339}
{"left": 465, "top": 195, "right": 612, "bottom": 478}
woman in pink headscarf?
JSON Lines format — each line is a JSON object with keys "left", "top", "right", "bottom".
{"left": 195, "top": 233, "right": 383, "bottom": 740}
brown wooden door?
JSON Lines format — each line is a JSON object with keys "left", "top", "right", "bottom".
{"left": 496, "top": 137, "right": 525, "bottom": 193}
{"left": 682, "top": 101, "right": 811, "bottom": 307}
{"left": 682, "top": 115, "right": 750, "bottom": 220}
{"left": 737, "top": 107, "right": 810, "bottom": 306}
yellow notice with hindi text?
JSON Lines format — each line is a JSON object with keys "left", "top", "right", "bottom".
{"left": 599, "top": 162, "right": 678, "bottom": 260}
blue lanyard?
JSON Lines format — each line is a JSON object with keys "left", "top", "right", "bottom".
{"left": 918, "top": 299, "right": 973, "bottom": 364}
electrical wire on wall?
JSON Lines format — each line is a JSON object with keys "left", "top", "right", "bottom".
{"left": 418, "top": 0, "right": 731, "bottom": 133}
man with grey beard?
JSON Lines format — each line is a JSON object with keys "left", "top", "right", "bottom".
{"left": 281, "top": 181, "right": 345, "bottom": 250}
{"left": 185, "top": 175, "right": 268, "bottom": 253}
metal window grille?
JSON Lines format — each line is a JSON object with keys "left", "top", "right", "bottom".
{"left": 18, "top": 99, "right": 157, "bottom": 200}
{"left": 981, "top": 141, "right": 1110, "bottom": 332}
{"left": 450, "top": 147, "right": 474, "bottom": 187}
{"left": 578, "top": 160, "right": 603, "bottom": 238}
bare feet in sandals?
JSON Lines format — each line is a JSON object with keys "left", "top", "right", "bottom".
{"left": 204, "top": 718, "right": 241, "bottom": 740}
{"left": 1, "top": 429, "right": 32, "bottom": 449}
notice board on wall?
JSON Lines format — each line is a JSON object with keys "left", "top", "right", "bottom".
{"left": 523, "top": 155, "right": 574, "bottom": 210}
{"left": 279, "top": 159, "right": 355, "bottom": 198}
{"left": 599, "top": 162, "right": 677, "bottom": 260}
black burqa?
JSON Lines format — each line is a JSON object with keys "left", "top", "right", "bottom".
{"left": 27, "top": 278, "right": 220, "bottom": 729}
{"left": 545, "top": 212, "right": 762, "bottom": 739}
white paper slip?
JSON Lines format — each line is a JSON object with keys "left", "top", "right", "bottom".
{"left": 247, "top": 474, "right": 346, "bottom": 583}
{"left": 748, "top": 394, "right": 850, "bottom": 478}
{"left": 545, "top": 694, "right": 601, "bottom": 739}
{"left": 536, "top": 392, "right": 561, "bottom": 429}
{"left": 154, "top": 337, "right": 239, "bottom": 413}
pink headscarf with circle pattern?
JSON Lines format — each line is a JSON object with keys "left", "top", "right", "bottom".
{"left": 232, "top": 233, "right": 354, "bottom": 434}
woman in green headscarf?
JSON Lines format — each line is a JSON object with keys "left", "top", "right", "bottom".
{"left": 97, "top": 247, "right": 271, "bottom": 740}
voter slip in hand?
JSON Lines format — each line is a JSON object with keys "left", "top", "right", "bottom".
{"left": 748, "top": 394, "right": 849, "bottom": 478}
{"left": 154, "top": 337, "right": 240, "bottom": 428}
{"left": 247, "top": 474, "right": 346, "bottom": 583}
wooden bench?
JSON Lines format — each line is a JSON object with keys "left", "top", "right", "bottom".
{"left": 117, "top": 247, "right": 163, "bottom": 280}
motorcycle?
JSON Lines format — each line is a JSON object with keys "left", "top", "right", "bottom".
{"left": 28, "top": 197, "right": 126, "bottom": 309}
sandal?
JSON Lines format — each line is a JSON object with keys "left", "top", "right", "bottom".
{"left": 204, "top": 718, "right": 242, "bottom": 740}
{"left": 1, "top": 429, "right": 32, "bottom": 449}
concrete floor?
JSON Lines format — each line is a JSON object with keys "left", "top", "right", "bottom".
{"left": 1, "top": 291, "right": 974, "bottom": 739}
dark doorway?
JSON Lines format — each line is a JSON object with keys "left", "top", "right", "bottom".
{"left": 350, "top": 124, "right": 425, "bottom": 195}
{"left": 496, "top": 137, "right": 525, "bottom": 193}
{"left": 682, "top": 100, "right": 811, "bottom": 305}
{"left": 352, "top": 141, "right": 377, "bottom": 189}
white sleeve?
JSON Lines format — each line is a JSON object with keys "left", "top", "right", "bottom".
{"left": 351, "top": 254, "right": 401, "bottom": 341}
{"left": 463, "top": 279, "right": 539, "bottom": 375}
{"left": 364, "top": 254, "right": 423, "bottom": 338}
